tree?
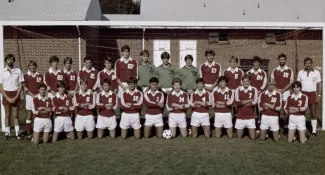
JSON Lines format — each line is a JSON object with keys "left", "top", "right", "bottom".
{"left": 100, "top": 0, "right": 140, "bottom": 14}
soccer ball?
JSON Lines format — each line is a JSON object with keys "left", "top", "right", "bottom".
{"left": 162, "top": 129, "right": 173, "bottom": 139}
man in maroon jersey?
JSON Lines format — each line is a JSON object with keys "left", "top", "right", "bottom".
{"left": 190, "top": 78, "right": 212, "bottom": 138}
{"left": 63, "top": 57, "right": 78, "bottom": 96}
{"left": 199, "top": 49, "right": 222, "bottom": 92}
{"left": 258, "top": 80, "right": 282, "bottom": 141}
{"left": 120, "top": 77, "right": 143, "bottom": 139}
{"left": 223, "top": 56, "right": 244, "bottom": 91}
{"left": 235, "top": 75, "right": 258, "bottom": 140}
{"left": 115, "top": 45, "right": 138, "bottom": 97}
{"left": 95, "top": 56, "right": 118, "bottom": 93}
{"left": 247, "top": 56, "right": 267, "bottom": 94}
{"left": 44, "top": 55, "right": 66, "bottom": 99}
{"left": 143, "top": 77, "right": 164, "bottom": 138}
{"left": 78, "top": 56, "right": 98, "bottom": 93}
{"left": 24, "top": 60, "right": 43, "bottom": 139}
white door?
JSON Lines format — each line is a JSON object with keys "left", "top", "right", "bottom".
{"left": 179, "top": 40, "right": 197, "bottom": 68}
{"left": 153, "top": 40, "right": 171, "bottom": 67}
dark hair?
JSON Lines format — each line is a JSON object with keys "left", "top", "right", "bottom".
{"left": 38, "top": 83, "right": 47, "bottom": 90}
{"left": 149, "top": 77, "right": 159, "bottom": 84}
{"left": 57, "top": 81, "right": 67, "bottom": 89}
{"left": 121, "top": 45, "right": 130, "bottom": 52}
{"left": 205, "top": 49, "right": 215, "bottom": 57}
{"left": 303, "top": 57, "right": 313, "bottom": 64}
{"left": 292, "top": 81, "right": 302, "bottom": 89}
{"left": 103, "top": 56, "right": 113, "bottom": 63}
{"left": 49, "top": 55, "right": 59, "bottom": 64}
{"left": 252, "top": 56, "right": 261, "bottom": 63}
{"left": 79, "top": 78, "right": 88, "bottom": 85}
{"left": 28, "top": 60, "right": 37, "bottom": 68}
{"left": 184, "top": 55, "right": 193, "bottom": 62}
{"left": 278, "top": 54, "right": 287, "bottom": 60}
{"left": 161, "top": 52, "right": 170, "bottom": 59}
{"left": 140, "top": 50, "right": 149, "bottom": 56}
{"left": 267, "top": 79, "right": 276, "bottom": 85}
{"left": 5, "top": 54, "right": 15, "bottom": 62}
{"left": 229, "top": 56, "right": 239, "bottom": 63}
{"left": 83, "top": 56, "right": 92, "bottom": 62}
{"left": 127, "top": 76, "right": 138, "bottom": 84}
{"left": 102, "top": 78, "right": 111, "bottom": 86}
{"left": 242, "top": 74, "right": 250, "bottom": 81}
{"left": 218, "top": 76, "right": 229, "bottom": 84}
{"left": 196, "top": 78, "right": 205, "bottom": 84}
{"left": 64, "top": 57, "right": 73, "bottom": 64}
{"left": 172, "top": 78, "right": 182, "bottom": 86}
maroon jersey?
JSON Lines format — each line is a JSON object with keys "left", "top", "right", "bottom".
{"left": 24, "top": 71, "right": 43, "bottom": 95}
{"left": 74, "top": 91, "right": 95, "bottom": 116}
{"left": 32, "top": 95, "right": 53, "bottom": 118}
{"left": 78, "top": 67, "right": 98, "bottom": 90}
{"left": 96, "top": 69, "right": 118, "bottom": 92}
{"left": 258, "top": 90, "right": 282, "bottom": 116}
{"left": 143, "top": 90, "right": 164, "bottom": 115}
{"left": 96, "top": 91, "right": 117, "bottom": 117}
{"left": 120, "top": 89, "right": 143, "bottom": 113}
{"left": 63, "top": 69, "right": 78, "bottom": 91}
{"left": 235, "top": 86, "right": 258, "bottom": 119}
{"left": 115, "top": 57, "right": 138, "bottom": 83}
{"left": 284, "top": 92, "right": 308, "bottom": 116}
{"left": 247, "top": 68, "right": 267, "bottom": 92}
{"left": 190, "top": 89, "right": 212, "bottom": 113}
{"left": 271, "top": 65, "right": 294, "bottom": 90}
{"left": 166, "top": 90, "right": 190, "bottom": 113}
{"left": 53, "top": 94, "right": 74, "bottom": 117}
{"left": 199, "top": 61, "right": 222, "bottom": 85}
{"left": 213, "top": 87, "right": 234, "bottom": 113}
{"left": 44, "top": 68, "right": 66, "bottom": 92}
{"left": 223, "top": 67, "right": 244, "bottom": 90}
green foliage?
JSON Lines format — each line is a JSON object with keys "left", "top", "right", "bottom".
{"left": 100, "top": 0, "right": 140, "bottom": 14}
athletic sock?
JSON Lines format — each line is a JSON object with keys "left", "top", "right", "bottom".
{"left": 5, "top": 127, "right": 10, "bottom": 135}
{"left": 26, "top": 120, "right": 32, "bottom": 134}
{"left": 15, "top": 126, "right": 20, "bottom": 136}
{"left": 311, "top": 119, "right": 317, "bottom": 133}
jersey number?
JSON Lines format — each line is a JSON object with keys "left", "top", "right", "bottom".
{"left": 234, "top": 74, "right": 238, "bottom": 79}
{"left": 248, "top": 93, "right": 252, "bottom": 99}
{"left": 283, "top": 72, "right": 289, "bottom": 78}
{"left": 271, "top": 97, "right": 277, "bottom": 103}
{"left": 224, "top": 94, "right": 229, "bottom": 100}
{"left": 179, "top": 97, "right": 184, "bottom": 103}
{"left": 86, "top": 97, "right": 90, "bottom": 103}
{"left": 211, "top": 68, "right": 217, "bottom": 73}
{"left": 37, "top": 77, "right": 42, "bottom": 82}
{"left": 108, "top": 98, "right": 112, "bottom": 103}
{"left": 257, "top": 75, "right": 263, "bottom": 80}
{"left": 66, "top": 100, "right": 70, "bottom": 106}
{"left": 70, "top": 76, "right": 75, "bottom": 81}
{"left": 298, "top": 100, "right": 302, "bottom": 106}
{"left": 46, "top": 102, "right": 49, "bottom": 107}
{"left": 57, "top": 75, "right": 63, "bottom": 81}
{"left": 202, "top": 97, "right": 206, "bottom": 102}
{"left": 156, "top": 97, "right": 160, "bottom": 103}
{"left": 133, "top": 96, "right": 139, "bottom": 101}
{"left": 128, "top": 64, "right": 134, "bottom": 69}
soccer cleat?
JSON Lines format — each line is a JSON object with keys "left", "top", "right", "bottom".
{"left": 4, "top": 132, "right": 10, "bottom": 140}
{"left": 26, "top": 134, "right": 32, "bottom": 140}
{"left": 16, "top": 131, "right": 22, "bottom": 140}
{"left": 312, "top": 133, "right": 317, "bottom": 137}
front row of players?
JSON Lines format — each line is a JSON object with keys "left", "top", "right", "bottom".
{"left": 31, "top": 75, "right": 308, "bottom": 145}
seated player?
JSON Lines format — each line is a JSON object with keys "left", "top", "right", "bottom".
{"left": 96, "top": 78, "right": 118, "bottom": 138}
{"left": 285, "top": 81, "right": 308, "bottom": 144}
{"left": 235, "top": 75, "right": 258, "bottom": 140}
{"left": 166, "top": 78, "right": 190, "bottom": 138}
{"left": 258, "top": 79, "right": 282, "bottom": 141}
{"left": 52, "top": 81, "right": 75, "bottom": 142}
{"left": 74, "top": 78, "right": 96, "bottom": 139}
{"left": 190, "top": 78, "right": 211, "bottom": 138}
{"left": 31, "top": 83, "right": 53, "bottom": 145}
{"left": 212, "top": 76, "right": 234, "bottom": 138}
{"left": 120, "top": 77, "right": 143, "bottom": 139}
{"left": 143, "top": 77, "right": 164, "bottom": 138}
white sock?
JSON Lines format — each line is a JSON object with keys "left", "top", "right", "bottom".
{"left": 15, "top": 126, "right": 20, "bottom": 136}
{"left": 5, "top": 127, "right": 10, "bottom": 135}
{"left": 311, "top": 120, "right": 317, "bottom": 133}
{"left": 26, "top": 120, "right": 32, "bottom": 123}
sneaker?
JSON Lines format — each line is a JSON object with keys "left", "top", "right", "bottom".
{"left": 4, "top": 132, "right": 10, "bottom": 140}
{"left": 312, "top": 133, "right": 317, "bottom": 137}
{"left": 16, "top": 131, "right": 22, "bottom": 140}
{"left": 26, "top": 134, "right": 32, "bottom": 140}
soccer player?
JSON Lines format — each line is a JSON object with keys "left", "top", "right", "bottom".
{"left": 166, "top": 78, "right": 190, "bottom": 138}
{"left": 74, "top": 78, "right": 96, "bottom": 139}
{"left": 44, "top": 55, "right": 66, "bottom": 99}
{"left": 31, "top": 83, "right": 53, "bottom": 145}
{"left": 143, "top": 77, "right": 164, "bottom": 138}
{"left": 78, "top": 56, "right": 98, "bottom": 93}
{"left": 190, "top": 78, "right": 211, "bottom": 138}
{"left": 223, "top": 56, "right": 244, "bottom": 91}
{"left": 297, "top": 57, "right": 322, "bottom": 136}
{"left": 258, "top": 80, "right": 282, "bottom": 141}
{"left": 96, "top": 56, "right": 118, "bottom": 93}
{"left": 235, "top": 75, "right": 258, "bottom": 139}
{"left": 96, "top": 78, "right": 118, "bottom": 138}
{"left": 52, "top": 81, "right": 75, "bottom": 142}
{"left": 24, "top": 60, "right": 43, "bottom": 139}
{"left": 120, "top": 77, "right": 143, "bottom": 139}
{"left": 285, "top": 81, "right": 308, "bottom": 144}
{"left": 199, "top": 49, "right": 221, "bottom": 92}
{"left": 138, "top": 50, "right": 156, "bottom": 92}
{"left": 0, "top": 54, "right": 24, "bottom": 140}
{"left": 247, "top": 56, "right": 267, "bottom": 94}
{"left": 212, "top": 76, "right": 234, "bottom": 138}
{"left": 63, "top": 57, "right": 79, "bottom": 96}
{"left": 115, "top": 45, "right": 138, "bottom": 97}
{"left": 179, "top": 54, "right": 200, "bottom": 94}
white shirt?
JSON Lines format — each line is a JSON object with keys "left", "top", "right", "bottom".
{"left": 297, "top": 69, "right": 321, "bottom": 92}
{"left": 0, "top": 66, "right": 24, "bottom": 91}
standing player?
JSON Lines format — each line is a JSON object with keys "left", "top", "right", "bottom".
{"left": 120, "top": 77, "right": 143, "bottom": 139}
{"left": 24, "top": 60, "right": 43, "bottom": 139}
{"left": 63, "top": 57, "right": 78, "bottom": 96}
{"left": 297, "top": 57, "right": 322, "bottom": 136}
{"left": 235, "top": 75, "right": 258, "bottom": 139}
{"left": 166, "top": 78, "right": 190, "bottom": 138}
{"left": 247, "top": 56, "right": 267, "bottom": 94}
{"left": 44, "top": 55, "right": 66, "bottom": 99}
{"left": 143, "top": 77, "right": 164, "bottom": 138}
{"left": 212, "top": 76, "right": 234, "bottom": 138}
{"left": 199, "top": 49, "right": 222, "bottom": 92}
{"left": 96, "top": 56, "right": 118, "bottom": 93}
{"left": 179, "top": 55, "right": 200, "bottom": 94}
{"left": 190, "top": 78, "right": 211, "bottom": 138}
{"left": 0, "top": 54, "right": 24, "bottom": 139}
{"left": 223, "top": 56, "right": 244, "bottom": 91}
{"left": 138, "top": 50, "right": 156, "bottom": 92}
{"left": 96, "top": 78, "right": 118, "bottom": 138}
{"left": 78, "top": 56, "right": 98, "bottom": 93}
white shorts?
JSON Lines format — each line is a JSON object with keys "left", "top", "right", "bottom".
{"left": 235, "top": 119, "right": 256, "bottom": 129}
{"left": 118, "top": 82, "right": 128, "bottom": 98}
{"left": 33, "top": 118, "right": 52, "bottom": 132}
{"left": 144, "top": 114, "right": 163, "bottom": 127}
{"left": 169, "top": 113, "right": 187, "bottom": 128}
{"left": 75, "top": 115, "right": 95, "bottom": 132}
{"left": 260, "top": 115, "right": 279, "bottom": 131}
{"left": 25, "top": 94, "right": 34, "bottom": 110}
{"left": 120, "top": 112, "right": 141, "bottom": 129}
{"left": 282, "top": 90, "right": 290, "bottom": 101}
{"left": 288, "top": 115, "right": 306, "bottom": 131}
{"left": 191, "top": 112, "right": 210, "bottom": 127}
{"left": 54, "top": 117, "right": 74, "bottom": 132}
{"left": 47, "top": 92, "right": 55, "bottom": 99}
{"left": 214, "top": 112, "right": 233, "bottom": 128}
{"left": 161, "top": 87, "right": 173, "bottom": 94}
{"left": 96, "top": 115, "right": 117, "bottom": 130}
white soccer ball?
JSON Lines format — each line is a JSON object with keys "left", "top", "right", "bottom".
{"left": 162, "top": 129, "right": 173, "bottom": 139}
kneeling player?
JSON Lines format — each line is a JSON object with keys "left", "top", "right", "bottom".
{"left": 213, "top": 76, "right": 234, "bottom": 138}
{"left": 120, "top": 77, "right": 143, "bottom": 139}
{"left": 96, "top": 78, "right": 118, "bottom": 138}
{"left": 166, "top": 78, "right": 189, "bottom": 138}
{"left": 285, "top": 81, "right": 308, "bottom": 144}
{"left": 258, "top": 80, "right": 282, "bottom": 141}
{"left": 32, "top": 83, "right": 53, "bottom": 145}
{"left": 143, "top": 77, "right": 164, "bottom": 138}
{"left": 52, "top": 81, "right": 75, "bottom": 142}
{"left": 74, "top": 78, "right": 96, "bottom": 139}
{"left": 190, "top": 78, "right": 211, "bottom": 138}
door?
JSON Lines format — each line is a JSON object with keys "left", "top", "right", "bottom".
{"left": 153, "top": 40, "right": 171, "bottom": 67}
